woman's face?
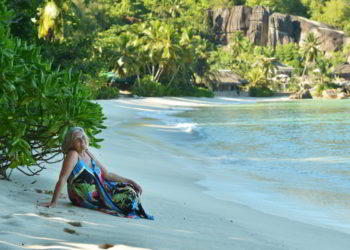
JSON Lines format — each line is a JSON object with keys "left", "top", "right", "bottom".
{"left": 71, "top": 131, "right": 87, "bottom": 152}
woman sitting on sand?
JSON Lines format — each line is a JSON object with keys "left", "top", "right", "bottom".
{"left": 40, "top": 127, "right": 153, "bottom": 220}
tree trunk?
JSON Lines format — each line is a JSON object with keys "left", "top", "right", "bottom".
{"left": 155, "top": 66, "right": 164, "bottom": 82}
{"left": 137, "top": 74, "right": 141, "bottom": 87}
{"left": 167, "top": 64, "right": 182, "bottom": 87}
{"left": 151, "top": 65, "right": 155, "bottom": 81}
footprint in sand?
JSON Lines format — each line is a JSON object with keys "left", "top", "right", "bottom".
{"left": 67, "top": 221, "right": 82, "bottom": 227}
{"left": 63, "top": 228, "right": 79, "bottom": 235}
{"left": 34, "top": 189, "right": 67, "bottom": 198}
{"left": 99, "top": 243, "right": 115, "bottom": 249}
{"left": 39, "top": 212, "right": 52, "bottom": 218}
{"left": 1, "top": 215, "right": 12, "bottom": 219}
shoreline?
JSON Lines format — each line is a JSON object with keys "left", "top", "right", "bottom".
{"left": 120, "top": 96, "right": 350, "bottom": 235}
{"left": 1, "top": 96, "right": 350, "bottom": 250}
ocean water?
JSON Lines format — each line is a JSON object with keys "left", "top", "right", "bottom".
{"left": 139, "top": 99, "right": 350, "bottom": 234}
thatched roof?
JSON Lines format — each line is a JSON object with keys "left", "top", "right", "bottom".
{"left": 212, "top": 70, "right": 248, "bottom": 85}
{"left": 274, "top": 62, "right": 294, "bottom": 73}
{"left": 333, "top": 63, "right": 350, "bottom": 74}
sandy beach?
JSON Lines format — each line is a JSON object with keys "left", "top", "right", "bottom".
{"left": 1, "top": 96, "right": 349, "bottom": 250}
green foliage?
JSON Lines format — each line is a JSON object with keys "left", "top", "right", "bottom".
{"left": 188, "top": 87, "right": 214, "bottom": 98}
{"left": 8, "top": 0, "right": 350, "bottom": 101}
{"left": 0, "top": 1, "right": 105, "bottom": 178}
{"left": 245, "top": 0, "right": 308, "bottom": 15}
{"left": 211, "top": 32, "right": 255, "bottom": 77}
{"left": 96, "top": 18, "right": 213, "bottom": 92}
{"left": 300, "top": 32, "right": 321, "bottom": 77}
{"left": 132, "top": 75, "right": 214, "bottom": 97}
{"left": 132, "top": 76, "right": 166, "bottom": 97}
{"left": 314, "top": 0, "right": 350, "bottom": 31}
{"left": 275, "top": 43, "right": 303, "bottom": 75}
{"left": 248, "top": 86, "right": 275, "bottom": 97}
{"left": 286, "top": 77, "right": 301, "bottom": 92}
{"left": 6, "top": 0, "right": 38, "bottom": 42}
{"left": 96, "top": 86, "right": 120, "bottom": 99}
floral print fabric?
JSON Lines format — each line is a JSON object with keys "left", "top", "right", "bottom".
{"left": 67, "top": 158, "right": 153, "bottom": 220}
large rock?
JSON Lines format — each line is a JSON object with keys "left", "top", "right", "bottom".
{"left": 292, "top": 16, "right": 345, "bottom": 53}
{"left": 322, "top": 89, "right": 338, "bottom": 99}
{"left": 247, "top": 6, "right": 269, "bottom": 46}
{"left": 268, "top": 13, "right": 295, "bottom": 47}
{"left": 211, "top": 6, "right": 268, "bottom": 45}
{"left": 289, "top": 89, "right": 312, "bottom": 99}
{"left": 211, "top": 6, "right": 252, "bottom": 45}
{"left": 210, "top": 6, "right": 349, "bottom": 54}
{"left": 322, "top": 89, "right": 348, "bottom": 99}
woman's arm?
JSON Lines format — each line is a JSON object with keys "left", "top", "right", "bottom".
{"left": 40, "top": 151, "right": 78, "bottom": 207}
{"left": 87, "top": 150, "right": 143, "bottom": 195}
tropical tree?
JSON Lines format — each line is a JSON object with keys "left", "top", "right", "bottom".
{"left": 0, "top": 0, "right": 105, "bottom": 179}
{"left": 247, "top": 67, "right": 267, "bottom": 87}
{"left": 314, "top": 57, "right": 332, "bottom": 86}
{"left": 229, "top": 32, "right": 245, "bottom": 57}
{"left": 275, "top": 43, "right": 303, "bottom": 75}
{"left": 300, "top": 32, "right": 321, "bottom": 78}
{"left": 318, "top": 0, "right": 350, "bottom": 31}
{"left": 255, "top": 55, "right": 277, "bottom": 79}
{"left": 137, "top": 21, "right": 179, "bottom": 83}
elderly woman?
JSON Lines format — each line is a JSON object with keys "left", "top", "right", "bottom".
{"left": 41, "top": 127, "right": 153, "bottom": 220}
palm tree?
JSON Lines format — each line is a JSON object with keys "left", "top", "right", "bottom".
{"left": 251, "top": 54, "right": 277, "bottom": 81}
{"left": 314, "top": 58, "right": 332, "bottom": 86}
{"left": 140, "top": 21, "right": 180, "bottom": 83}
{"left": 260, "top": 56, "right": 277, "bottom": 79}
{"left": 230, "top": 32, "right": 245, "bottom": 57}
{"left": 301, "top": 32, "right": 322, "bottom": 78}
{"left": 247, "top": 67, "right": 266, "bottom": 87}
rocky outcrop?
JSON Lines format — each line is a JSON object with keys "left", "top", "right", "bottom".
{"left": 211, "top": 6, "right": 349, "bottom": 53}
{"left": 211, "top": 6, "right": 268, "bottom": 45}
{"left": 247, "top": 6, "right": 269, "bottom": 46}
{"left": 322, "top": 89, "right": 338, "bottom": 99}
{"left": 292, "top": 16, "right": 345, "bottom": 53}
{"left": 289, "top": 89, "right": 312, "bottom": 99}
{"left": 268, "top": 13, "right": 294, "bottom": 47}
{"left": 322, "top": 89, "right": 349, "bottom": 99}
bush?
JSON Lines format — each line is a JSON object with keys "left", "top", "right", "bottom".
{"left": 132, "top": 76, "right": 166, "bottom": 97}
{"left": 0, "top": 2, "right": 105, "bottom": 178}
{"left": 132, "top": 76, "right": 214, "bottom": 97}
{"left": 248, "top": 86, "right": 275, "bottom": 97}
{"left": 96, "top": 86, "right": 120, "bottom": 99}
{"left": 286, "top": 77, "right": 301, "bottom": 92}
{"left": 172, "top": 85, "right": 214, "bottom": 97}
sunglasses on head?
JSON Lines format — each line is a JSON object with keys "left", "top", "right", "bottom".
{"left": 73, "top": 134, "right": 86, "bottom": 141}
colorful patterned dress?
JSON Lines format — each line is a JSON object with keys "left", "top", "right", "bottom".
{"left": 67, "top": 157, "right": 153, "bottom": 220}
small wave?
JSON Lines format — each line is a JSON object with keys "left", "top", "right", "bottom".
{"left": 134, "top": 107, "right": 207, "bottom": 137}
{"left": 174, "top": 123, "right": 197, "bottom": 133}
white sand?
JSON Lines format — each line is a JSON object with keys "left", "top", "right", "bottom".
{"left": 1, "top": 96, "right": 349, "bottom": 250}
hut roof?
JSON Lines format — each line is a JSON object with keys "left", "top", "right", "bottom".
{"left": 274, "top": 62, "right": 294, "bottom": 73}
{"left": 333, "top": 63, "right": 350, "bottom": 74}
{"left": 213, "top": 70, "right": 248, "bottom": 85}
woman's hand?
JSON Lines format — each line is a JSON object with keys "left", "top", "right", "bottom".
{"left": 38, "top": 201, "right": 56, "bottom": 208}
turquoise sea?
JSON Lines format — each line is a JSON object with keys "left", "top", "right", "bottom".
{"left": 152, "top": 99, "right": 350, "bottom": 234}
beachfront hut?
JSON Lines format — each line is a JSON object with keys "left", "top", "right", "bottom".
{"left": 332, "top": 63, "right": 350, "bottom": 80}
{"left": 211, "top": 70, "right": 248, "bottom": 92}
{"left": 274, "top": 62, "right": 294, "bottom": 77}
